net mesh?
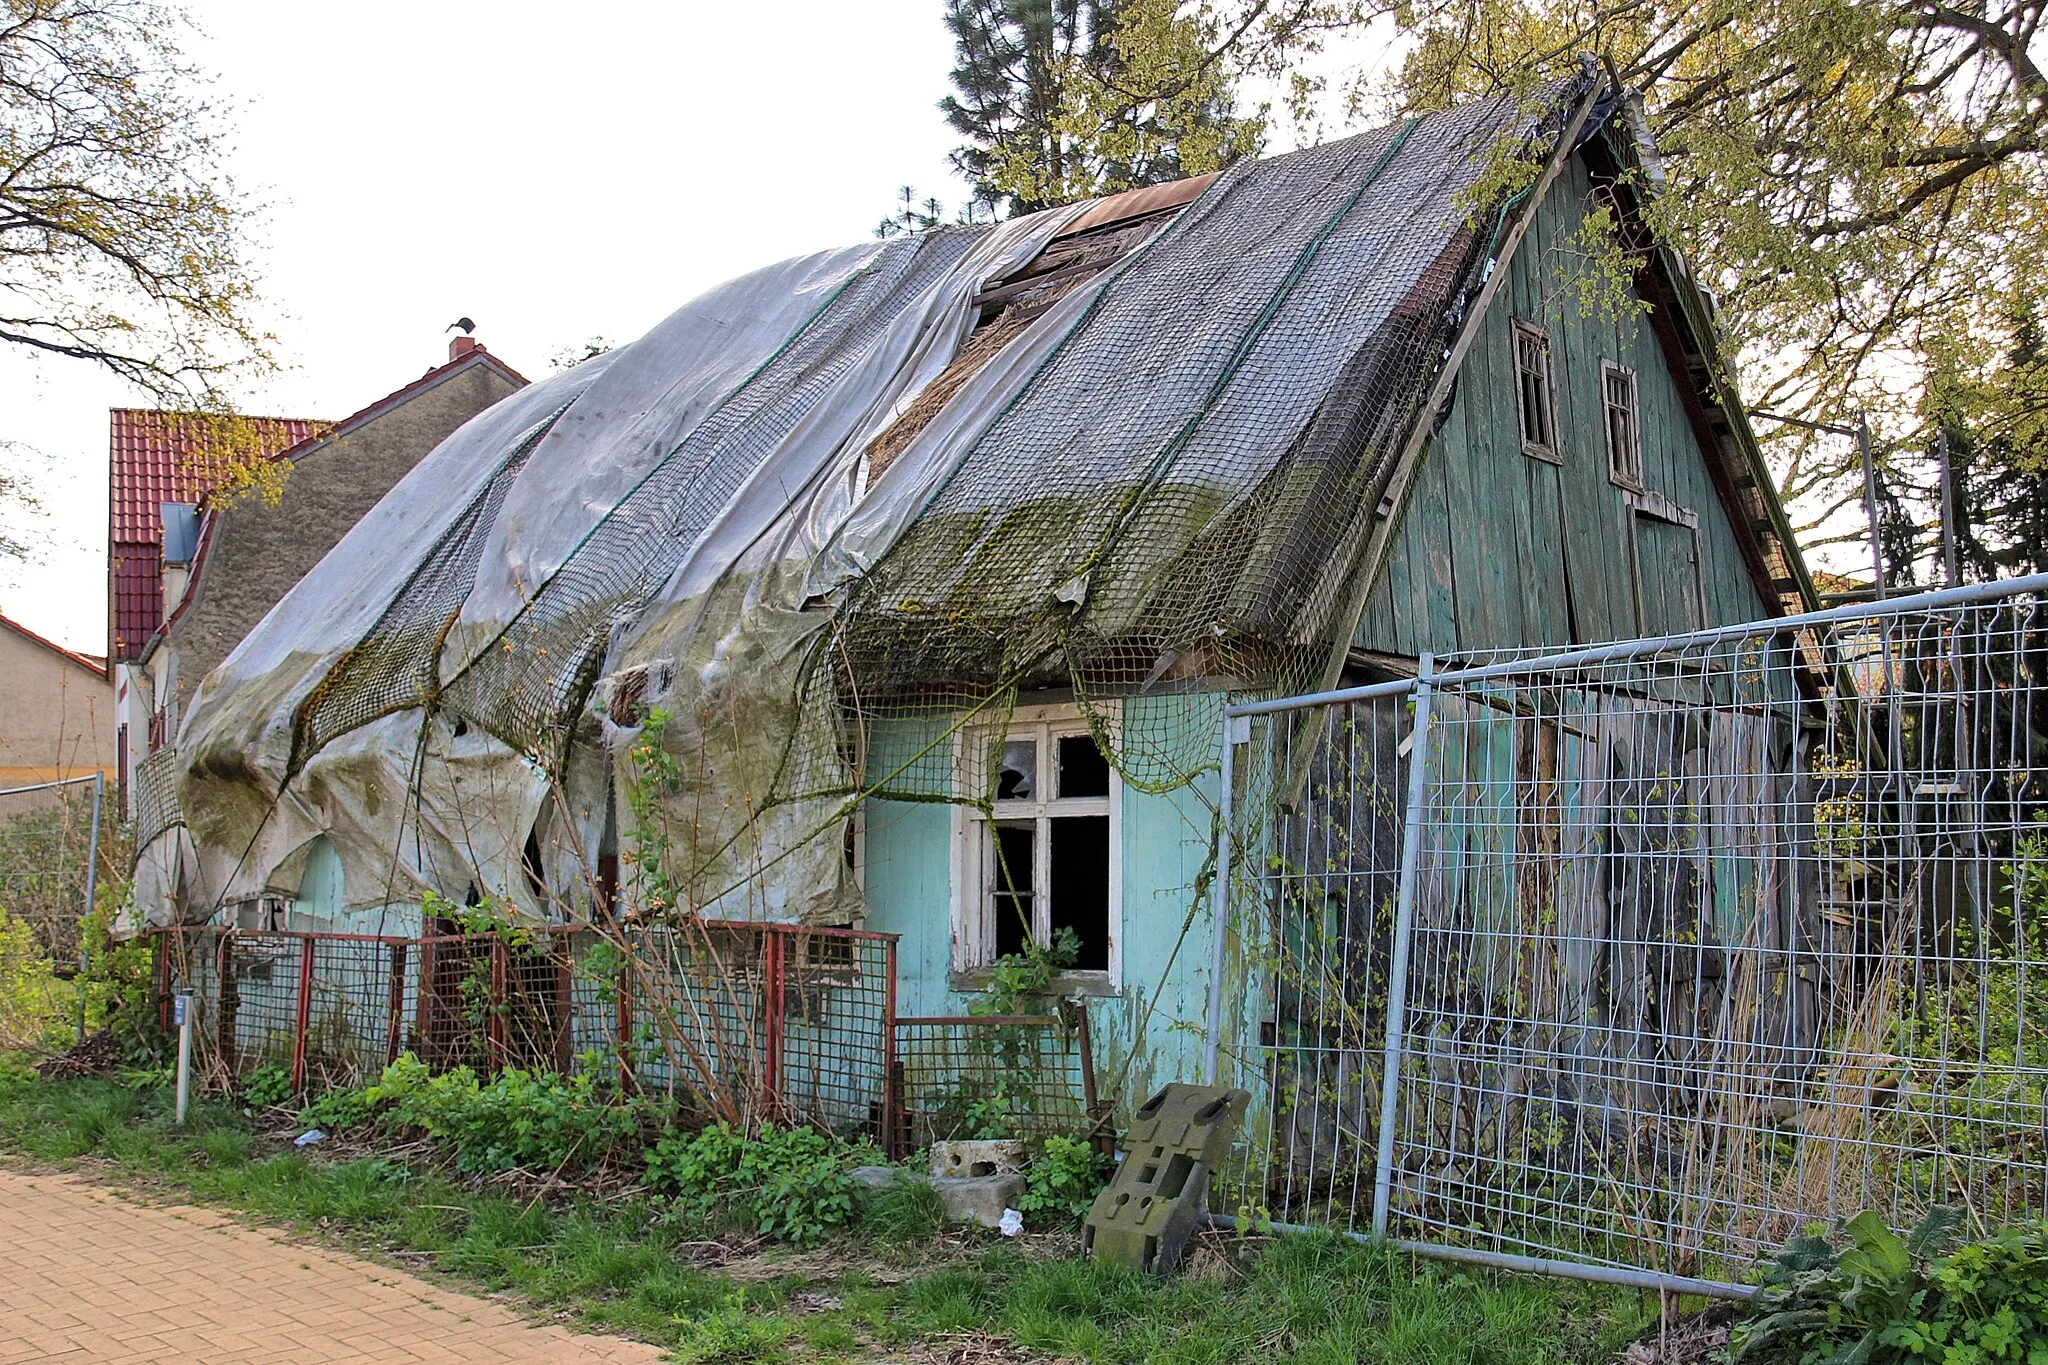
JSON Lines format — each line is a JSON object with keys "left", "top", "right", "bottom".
{"left": 177, "top": 79, "right": 1590, "bottom": 930}
{"left": 291, "top": 405, "right": 568, "bottom": 773}
{"left": 434, "top": 231, "right": 982, "bottom": 767}
{"left": 823, "top": 94, "right": 1543, "bottom": 804}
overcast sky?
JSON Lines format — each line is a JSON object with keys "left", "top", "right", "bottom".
{"left": 0, "top": 1, "right": 1006, "bottom": 652}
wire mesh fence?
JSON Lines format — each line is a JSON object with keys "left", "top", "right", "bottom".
{"left": 154, "top": 920, "right": 899, "bottom": 1138}
{"left": 889, "top": 1007, "right": 1100, "bottom": 1155}
{"left": 1217, "top": 573, "right": 2048, "bottom": 1292}
{"left": 0, "top": 774, "right": 112, "bottom": 1055}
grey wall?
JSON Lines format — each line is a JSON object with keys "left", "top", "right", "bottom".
{"left": 170, "top": 360, "right": 522, "bottom": 713}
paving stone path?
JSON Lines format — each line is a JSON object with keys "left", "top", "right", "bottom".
{"left": 0, "top": 1168, "right": 669, "bottom": 1363}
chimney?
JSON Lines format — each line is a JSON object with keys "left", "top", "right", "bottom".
{"left": 449, "top": 334, "right": 479, "bottom": 362}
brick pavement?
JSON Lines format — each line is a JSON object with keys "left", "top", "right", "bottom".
{"left": 0, "top": 1169, "right": 670, "bottom": 1362}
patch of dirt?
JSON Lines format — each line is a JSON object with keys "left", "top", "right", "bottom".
{"left": 890, "top": 1331, "right": 1058, "bottom": 1365}
{"left": 35, "top": 1029, "right": 124, "bottom": 1079}
{"left": 1615, "top": 1304, "right": 1739, "bottom": 1365}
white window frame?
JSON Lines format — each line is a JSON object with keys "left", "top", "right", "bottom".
{"left": 950, "top": 702, "right": 1122, "bottom": 990}
{"left": 1602, "top": 359, "right": 1643, "bottom": 490}
{"left": 1513, "top": 319, "right": 1562, "bottom": 464}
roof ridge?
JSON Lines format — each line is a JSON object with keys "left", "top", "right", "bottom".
{"left": 0, "top": 613, "right": 108, "bottom": 678}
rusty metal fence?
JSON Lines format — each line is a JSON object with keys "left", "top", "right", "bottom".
{"left": 1208, "top": 572, "right": 2048, "bottom": 1295}
{"left": 154, "top": 921, "right": 900, "bottom": 1138}
{"left": 890, "top": 1009, "right": 1101, "bottom": 1152}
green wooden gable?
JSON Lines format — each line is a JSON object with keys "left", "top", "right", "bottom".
{"left": 1356, "top": 154, "right": 1782, "bottom": 661}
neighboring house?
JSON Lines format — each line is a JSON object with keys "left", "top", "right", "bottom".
{"left": 145, "top": 76, "right": 1816, "bottom": 1106}
{"left": 111, "top": 339, "right": 527, "bottom": 817}
{"left": 109, "top": 410, "right": 320, "bottom": 792}
{"left": 0, "top": 614, "right": 116, "bottom": 799}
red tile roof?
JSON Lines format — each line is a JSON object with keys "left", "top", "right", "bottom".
{"left": 0, "top": 613, "right": 109, "bottom": 679}
{"left": 108, "top": 411, "right": 323, "bottom": 662}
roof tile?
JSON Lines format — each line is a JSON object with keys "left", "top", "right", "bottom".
{"left": 107, "top": 411, "right": 321, "bottom": 661}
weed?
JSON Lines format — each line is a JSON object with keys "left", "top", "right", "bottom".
{"left": 644, "top": 1122, "right": 857, "bottom": 1246}
{"left": 862, "top": 1168, "right": 947, "bottom": 1244}
{"left": 1731, "top": 1208, "right": 2048, "bottom": 1364}
{"left": 1, "top": 1061, "right": 1653, "bottom": 1364}
{"left": 1021, "top": 1134, "right": 1113, "bottom": 1225}
{"left": 241, "top": 1061, "right": 294, "bottom": 1108}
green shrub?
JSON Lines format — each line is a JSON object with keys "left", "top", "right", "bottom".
{"left": 1732, "top": 1208, "right": 2048, "bottom": 1364}
{"left": 643, "top": 1122, "right": 857, "bottom": 1246}
{"left": 375, "top": 1058, "right": 643, "bottom": 1173}
{"left": 298, "top": 1085, "right": 376, "bottom": 1133}
{"left": 1020, "top": 1135, "right": 1113, "bottom": 1225}
{"left": 241, "top": 1062, "right": 294, "bottom": 1108}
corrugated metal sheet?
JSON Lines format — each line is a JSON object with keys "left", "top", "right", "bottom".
{"left": 1052, "top": 173, "right": 1218, "bottom": 238}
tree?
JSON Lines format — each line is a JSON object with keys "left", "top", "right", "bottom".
{"left": 1922, "top": 314, "right": 2048, "bottom": 582}
{"left": 2, "top": 0, "right": 268, "bottom": 399}
{"left": 1115, "top": 1, "right": 2048, "bottom": 571}
{"left": 940, "top": 0, "right": 1269, "bottom": 214}
{"left": 1, "top": 1, "right": 275, "bottom": 528}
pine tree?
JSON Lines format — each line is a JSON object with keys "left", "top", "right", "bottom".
{"left": 938, "top": 0, "right": 1262, "bottom": 216}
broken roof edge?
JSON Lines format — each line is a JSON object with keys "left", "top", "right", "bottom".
{"left": 1051, "top": 173, "right": 1220, "bottom": 240}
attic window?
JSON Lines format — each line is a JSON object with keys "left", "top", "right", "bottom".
{"left": 1514, "top": 321, "right": 1560, "bottom": 464}
{"left": 1603, "top": 360, "right": 1642, "bottom": 489}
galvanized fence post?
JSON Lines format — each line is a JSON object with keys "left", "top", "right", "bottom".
{"left": 1201, "top": 707, "right": 1248, "bottom": 1084}
{"left": 1371, "top": 653, "right": 1434, "bottom": 1240}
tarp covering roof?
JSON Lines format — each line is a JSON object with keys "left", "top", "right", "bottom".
{"left": 146, "top": 79, "right": 1596, "bottom": 930}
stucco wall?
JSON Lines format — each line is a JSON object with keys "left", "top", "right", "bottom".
{"left": 859, "top": 691, "right": 1225, "bottom": 1119}
{"left": 0, "top": 627, "right": 116, "bottom": 791}
{"left": 169, "top": 361, "right": 522, "bottom": 714}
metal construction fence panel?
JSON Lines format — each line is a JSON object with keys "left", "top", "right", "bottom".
{"left": 153, "top": 921, "right": 899, "bottom": 1139}
{"left": 1212, "top": 573, "right": 2048, "bottom": 1294}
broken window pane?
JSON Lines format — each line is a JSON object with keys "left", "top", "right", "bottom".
{"left": 1048, "top": 814, "right": 1110, "bottom": 970}
{"left": 997, "top": 739, "right": 1036, "bottom": 799}
{"left": 992, "top": 822, "right": 1034, "bottom": 958}
{"left": 1056, "top": 734, "right": 1110, "bottom": 798}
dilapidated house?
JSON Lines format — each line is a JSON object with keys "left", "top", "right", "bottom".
{"left": 135, "top": 72, "right": 1817, "bottom": 1106}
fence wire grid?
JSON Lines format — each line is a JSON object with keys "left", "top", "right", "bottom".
{"left": 1217, "top": 573, "right": 2048, "bottom": 1291}
{"left": 891, "top": 1009, "right": 1102, "bottom": 1154}
{"left": 156, "top": 921, "right": 899, "bottom": 1140}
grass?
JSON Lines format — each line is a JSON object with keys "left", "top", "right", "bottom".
{"left": 0, "top": 1055, "right": 1654, "bottom": 1363}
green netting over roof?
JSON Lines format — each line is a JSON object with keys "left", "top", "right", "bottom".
{"left": 152, "top": 78, "right": 1595, "bottom": 930}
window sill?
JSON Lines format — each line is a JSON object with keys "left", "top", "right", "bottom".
{"left": 950, "top": 968, "right": 1121, "bottom": 999}
{"left": 1522, "top": 444, "right": 1564, "bottom": 465}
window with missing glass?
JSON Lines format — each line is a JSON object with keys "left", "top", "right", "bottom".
{"left": 1603, "top": 360, "right": 1642, "bottom": 488}
{"left": 1514, "top": 320, "right": 1560, "bottom": 463}
{"left": 953, "top": 705, "right": 1120, "bottom": 985}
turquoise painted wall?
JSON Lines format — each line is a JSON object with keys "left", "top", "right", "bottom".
{"left": 860, "top": 693, "right": 1224, "bottom": 1117}
{"left": 1357, "top": 156, "right": 1773, "bottom": 658}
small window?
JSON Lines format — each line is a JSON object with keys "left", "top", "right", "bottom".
{"left": 1602, "top": 360, "right": 1642, "bottom": 488}
{"left": 954, "top": 706, "right": 1120, "bottom": 985}
{"left": 1514, "top": 321, "right": 1560, "bottom": 463}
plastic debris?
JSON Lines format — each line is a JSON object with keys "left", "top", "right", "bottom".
{"left": 998, "top": 1208, "right": 1024, "bottom": 1237}
{"left": 294, "top": 1129, "right": 326, "bottom": 1146}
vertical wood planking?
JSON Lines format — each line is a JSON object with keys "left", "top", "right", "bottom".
{"left": 1352, "top": 151, "right": 1776, "bottom": 661}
